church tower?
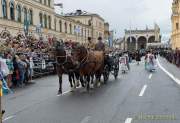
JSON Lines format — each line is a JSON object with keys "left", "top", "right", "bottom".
{"left": 171, "top": 0, "right": 180, "bottom": 49}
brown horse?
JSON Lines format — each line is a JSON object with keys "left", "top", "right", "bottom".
{"left": 54, "top": 41, "right": 83, "bottom": 95}
{"left": 72, "top": 45, "right": 105, "bottom": 91}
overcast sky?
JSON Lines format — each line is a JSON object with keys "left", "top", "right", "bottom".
{"left": 54, "top": 0, "right": 173, "bottom": 41}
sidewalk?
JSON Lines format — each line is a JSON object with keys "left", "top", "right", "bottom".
{"left": 158, "top": 56, "right": 180, "bottom": 81}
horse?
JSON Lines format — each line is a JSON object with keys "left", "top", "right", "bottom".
{"left": 53, "top": 41, "right": 83, "bottom": 95}
{"left": 72, "top": 45, "right": 105, "bottom": 91}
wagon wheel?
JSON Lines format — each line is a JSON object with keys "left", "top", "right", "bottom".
{"left": 103, "top": 65, "right": 110, "bottom": 83}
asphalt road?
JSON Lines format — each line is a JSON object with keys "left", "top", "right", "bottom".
{"left": 2, "top": 59, "right": 180, "bottom": 123}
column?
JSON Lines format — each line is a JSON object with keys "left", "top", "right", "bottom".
{"left": 0, "top": 1, "right": 2, "bottom": 18}
{"left": 7, "top": 2, "right": 10, "bottom": 19}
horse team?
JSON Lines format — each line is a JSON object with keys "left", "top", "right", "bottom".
{"left": 54, "top": 41, "right": 111, "bottom": 95}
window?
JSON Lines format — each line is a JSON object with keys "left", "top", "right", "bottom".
{"left": 87, "top": 29, "right": 89, "bottom": 37}
{"left": 24, "top": 7, "right": 28, "bottom": 23}
{"left": 17, "top": 5, "right": 21, "bottom": 22}
{"left": 176, "top": 23, "right": 179, "bottom": 30}
{"left": 48, "top": 16, "right": 51, "bottom": 29}
{"left": 69, "top": 23, "right": 72, "bottom": 34}
{"left": 10, "top": 0, "right": 15, "bottom": 20}
{"left": 2, "top": 0, "right": 7, "bottom": 18}
{"left": 48, "top": 0, "right": 51, "bottom": 7}
{"left": 39, "top": 13, "right": 43, "bottom": 27}
{"left": 44, "top": 14, "right": 47, "bottom": 28}
{"left": 40, "top": 0, "right": 42, "bottom": 3}
{"left": 59, "top": 20, "right": 62, "bottom": 32}
{"left": 44, "top": 0, "right": 47, "bottom": 5}
{"left": 64, "top": 22, "right": 67, "bottom": 33}
{"left": 85, "top": 28, "right": 87, "bottom": 38}
{"left": 29, "top": 10, "right": 33, "bottom": 25}
{"left": 81, "top": 28, "right": 83, "bottom": 36}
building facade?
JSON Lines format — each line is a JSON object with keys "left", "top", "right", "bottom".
{"left": 65, "top": 10, "right": 105, "bottom": 43}
{"left": 0, "top": 0, "right": 107, "bottom": 44}
{"left": 172, "top": 0, "right": 180, "bottom": 49}
{"left": 124, "top": 24, "right": 161, "bottom": 51}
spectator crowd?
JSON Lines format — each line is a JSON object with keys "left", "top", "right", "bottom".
{"left": 0, "top": 32, "right": 55, "bottom": 93}
{"left": 160, "top": 48, "right": 180, "bottom": 67}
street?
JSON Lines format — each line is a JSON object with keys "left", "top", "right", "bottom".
{"left": 2, "top": 58, "right": 180, "bottom": 123}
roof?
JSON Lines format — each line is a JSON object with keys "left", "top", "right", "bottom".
{"left": 65, "top": 10, "right": 94, "bottom": 16}
{"left": 64, "top": 10, "right": 104, "bottom": 21}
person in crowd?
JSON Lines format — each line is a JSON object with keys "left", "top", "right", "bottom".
{"left": 6, "top": 52, "right": 14, "bottom": 88}
{"left": 87, "top": 37, "right": 95, "bottom": 50}
{"left": 124, "top": 52, "right": 130, "bottom": 70}
{"left": 145, "top": 50, "right": 156, "bottom": 72}
{"left": 135, "top": 50, "right": 141, "bottom": 65}
{"left": 29, "top": 56, "right": 34, "bottom": 82}
{"left": 24, "top": 55, "right": 30, "bottom": 84}
{"left": 16, "top": 55, "right": 27, "bottom": 87}
{"left": 95, "top": 37, "right": 105, "bottom": 51}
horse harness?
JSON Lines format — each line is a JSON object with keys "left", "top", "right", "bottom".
{"left": 56, "top": 50, "right": 77, "bottom": 73}
{"left": 79, "top": 49, "right": 102, "bottom": 69}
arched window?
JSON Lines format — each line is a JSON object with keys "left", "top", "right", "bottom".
{"left": 39, "top": 13, "right": 43, "bottom": 27}
{"left": 69, "top": 23, "right": 72, "bottom": 34}
{"left": 59, "top": 20, "right": 62, "bottom": 32}
{"left": 29, "top": 9, "right": 33, "bottom": 25}
{"left": 40, "top": 0, "right": 42, "bottom": 3}
{"left": 48, "top": 16, "right": 51, "bottom": 29}
{"left": 24, "top": 7, "right": 28, "bottom": 23}
{"left": 10, "top": 0, "right": 15, "bottom": 20}
{"left": 17, "top": 5, "right": 21, "bottom": 22}
{"left": 44, "top": 14, "right": 47, "bottom": 28}
{"left": 2, "top": 0, "right": 7, "bottom": 18}
{"left": 48, "top": 0, "right": 51, "bottom": 7}
{"left": 64, "top": 22, "right": 67, "bottom": 33}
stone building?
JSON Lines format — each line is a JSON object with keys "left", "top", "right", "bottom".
{"left": 65, "top": 10, "right": 105, "bottom": 43}
{"left": 124, "top": 24, "right": 161, "bottom": 51}
{"left": 0, "top": 0, "right": 107, "bottom": 44}
{"left": 104, "top": 22, "right": 110, "bottom": 42}
{"left": 171, "top": 0, "right": 180, "bottom": 49}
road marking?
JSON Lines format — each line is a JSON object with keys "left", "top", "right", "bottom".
{"left": 3, "top": 115, "right": 15, "bottom": 122}
{"left": 125, "top": 118, "right": 132, "bottom": 123}
{"left": 139, "top": 85, "right": 147, "bottom": 97}
{"left": 149, "top": 73, "right": 152, "bottom": 79}
{"left": 157, "top": 59, "right": 180, "bottom": 85}
{"left": 57, "top": 91, "right": 70, "bottom": 96}
{"left": 80, "top": 116, "right": 91, "bottom": 123}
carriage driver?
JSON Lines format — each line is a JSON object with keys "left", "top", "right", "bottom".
{"left": 87, "top": 37, "right": 95, "bottom": 50}
{"left": 95, "top": 37, "right": 105, "bottom": 52}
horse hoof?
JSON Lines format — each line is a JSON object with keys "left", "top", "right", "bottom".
{"left": 76, "top": 81, "right": 80, "bottom": 87}
{"left": 70, "top": 88, "right": 75, "bottom": 92}
{"left": 57, "top": 91, "right": 62, "bottom": 95}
